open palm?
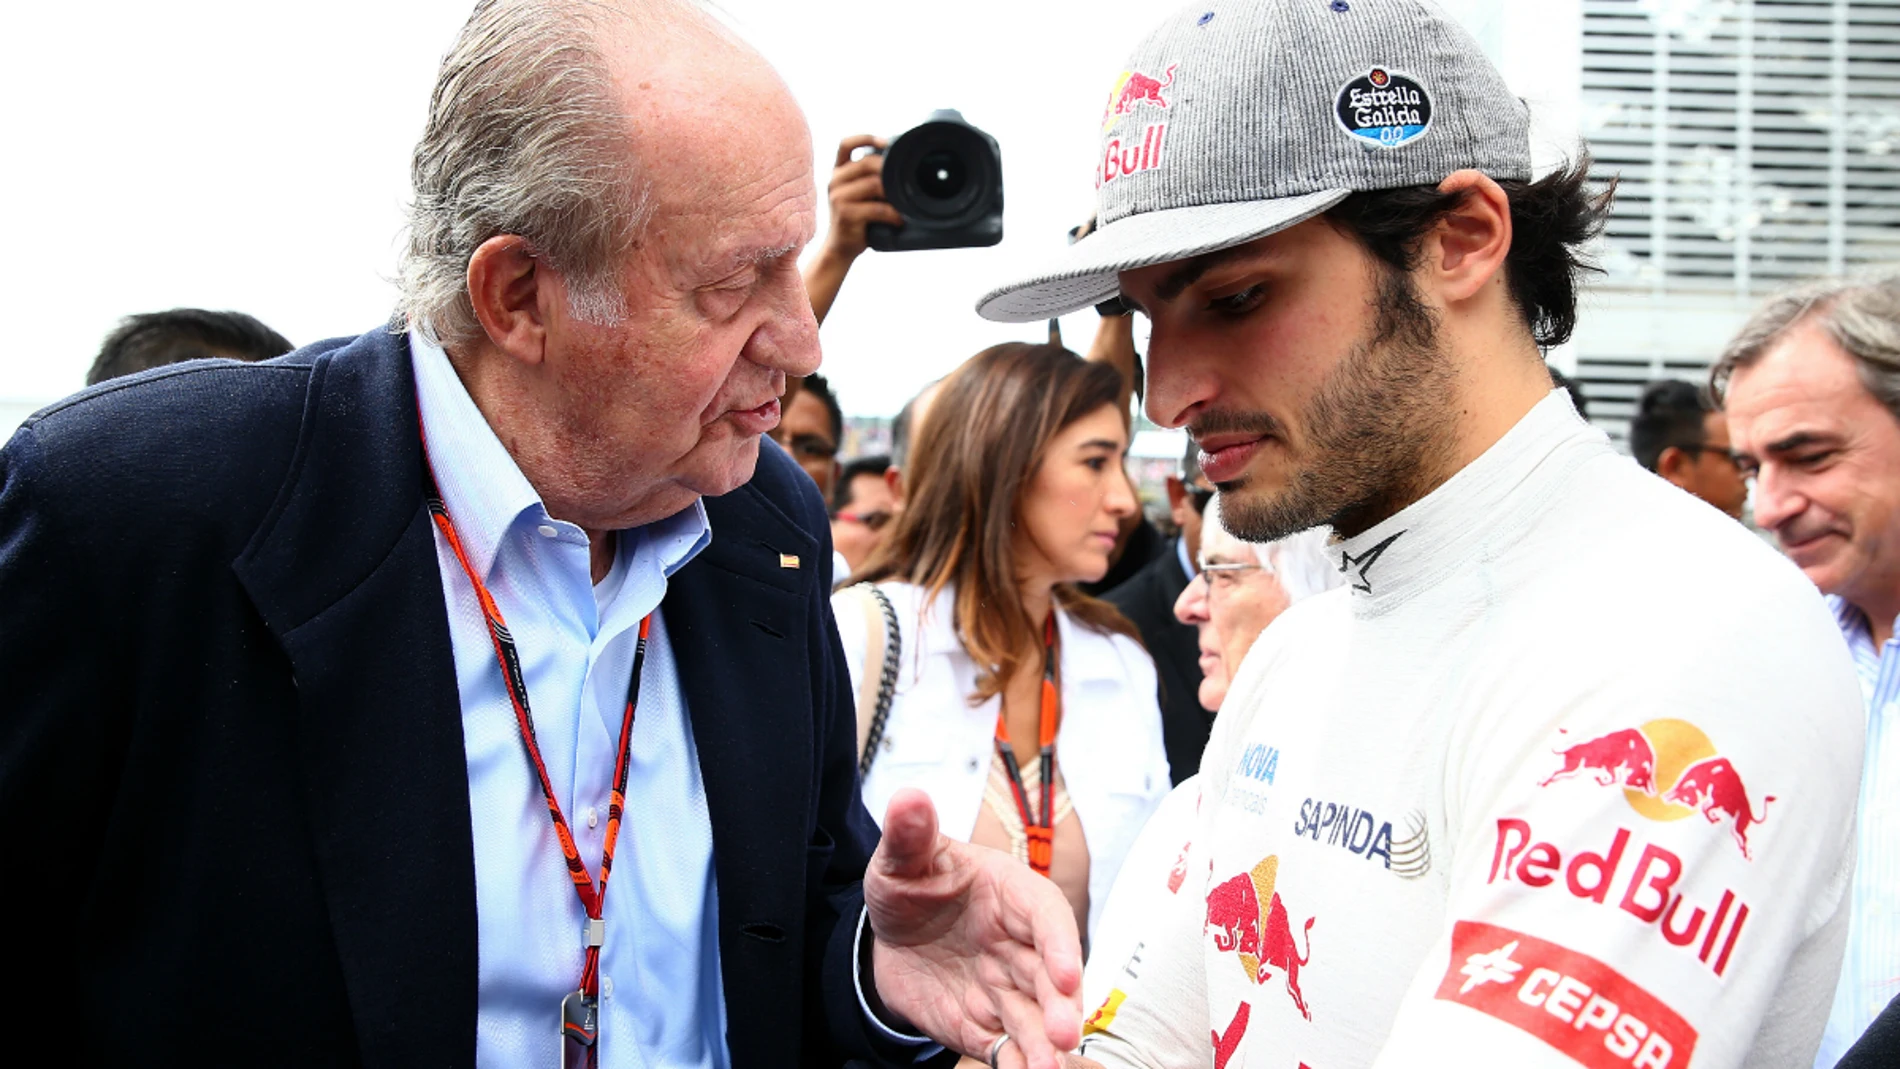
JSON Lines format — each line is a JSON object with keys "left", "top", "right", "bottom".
{"left": 864, "top": 788, "right": 1085, "bottom": 1069}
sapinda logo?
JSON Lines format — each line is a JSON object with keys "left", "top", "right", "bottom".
{"left": 1541, "top": 719, "right": 1775, "bottom": 858}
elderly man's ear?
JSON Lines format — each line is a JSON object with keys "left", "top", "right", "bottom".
{"left": 466, "top": 234, "right": 553, "bottom": 366}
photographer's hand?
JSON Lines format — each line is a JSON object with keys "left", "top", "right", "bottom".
{"left": 805, "top": 134, "right": 904, "bottom": 325}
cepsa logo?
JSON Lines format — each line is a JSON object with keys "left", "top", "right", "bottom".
{"left": 1204, "top": 855, "right": 1315, "bottom": 1021}
{"left": 1541, "top": 719, "right": 1776, "bottom": 858}
{"left": 1437, "top": 920, "right": 1698, "bottom": 1069}
{"left": 1490, "top": 817, "right": 1750, "bottom": 977}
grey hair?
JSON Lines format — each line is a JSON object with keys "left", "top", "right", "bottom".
{"left": 397, "top": 0, "right": 674, "bottom": 345}
{"left": 1710, "top": 271, "right": 1900, "bottom": 425}
{"left": 1206, "top": 494, "right": 1346, "bottom": 604}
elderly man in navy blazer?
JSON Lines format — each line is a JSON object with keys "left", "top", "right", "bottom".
{"left": 0, "top": 2, "right": 1082, "bottom": 1067}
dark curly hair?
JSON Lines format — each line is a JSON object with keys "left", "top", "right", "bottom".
{"left": 1324, "top": 153, "right": 1616, "bottom": 350}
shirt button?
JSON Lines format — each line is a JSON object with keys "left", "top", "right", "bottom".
{"left": 967, "top": 758, "right": 980, "bottom": 773}
{"left": 584, "top": 806, "right": 599, "bottom": 829}
{"left": 537, "top": 524, "right": 559, "bottom": 539}
{"left": 602, "top": 974, "right": 614, "bottom": 999}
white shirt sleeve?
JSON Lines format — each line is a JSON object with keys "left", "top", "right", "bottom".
{"left": 1079, "top": 670, "right": 1269, "bottom": 1069}
{"left": 831, "top": 585, "right": 870, "bottom": 700}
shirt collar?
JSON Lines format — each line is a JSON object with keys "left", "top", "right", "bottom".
{"left": 1831, "top": 595, "right": 1869, "bottom": 641}
{"left": 1176, "top": 534, "right": 1195, "bottom": 583}
{"left": 411, "top": 330, "right": 547, "bottom": 582}
{"left": 1333, "top": 388, "right": 1610, "bottom": 608}
{"left": 1826, "top": 594, "right": 1898, "bottom": 649}
{"left": 408, "top": 329, "right": 712, "bottom": 584}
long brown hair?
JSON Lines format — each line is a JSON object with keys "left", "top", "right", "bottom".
{"left": 855, "top": 343, "right": 1139, "bottom": 702}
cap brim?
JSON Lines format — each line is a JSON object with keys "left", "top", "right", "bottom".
{"left": 975, "top": 189, "right": 1352, "bottom": 323}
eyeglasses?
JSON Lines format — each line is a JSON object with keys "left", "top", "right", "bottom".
{"left": 790, "top": 434, "right": 838, "bottom": 461}
{"left": 1678, "top": 443, "right": 1746, "bottom": 472}
{"left": 834, "top": 509, "right": 892, "bottom": 531}
{"left": 1198, "top": 560, "right": 1269, "bottom": 593}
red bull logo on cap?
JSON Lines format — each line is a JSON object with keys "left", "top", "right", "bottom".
{"left": 1101, "top": 64, "right": 1178, "bottom": 129}
{"left": 1204, "top": 855, "right": 1315, "bottom": 1021}
{"left": 1540, "top": 719, "right": 1774, "bottom": 859}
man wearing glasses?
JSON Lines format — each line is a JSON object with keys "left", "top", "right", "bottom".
{"left": 1716, "top": 272, "right": 1900, "bottom": 1067}
{"left": 1106, "top": 439, "right": 1218, "bottom": 782}
{"left": 1629, "top": 379, "right": 1749, "bottom": 520}
{"left": 775, "top": 372, "right": 843, "bottom": 501}
{"left": 830, "top": 454, "right": 896, "bottom": 579}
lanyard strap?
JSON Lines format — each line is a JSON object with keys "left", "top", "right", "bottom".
{"left": 995, "top": 613, "right": 1060, "bottom": 878}
{"left": 421, "top": 445, "right": 649, "bottom": 999}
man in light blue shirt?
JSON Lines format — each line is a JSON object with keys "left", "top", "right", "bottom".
{"left": 1718, "top": 272, "right": 1900, "bottom": 1066}
{"left": 0, "top": 1, "right": 1086, "bottom": 1066}
{"left": 394, "top": 2, "right": 1089, "bottom": 1066}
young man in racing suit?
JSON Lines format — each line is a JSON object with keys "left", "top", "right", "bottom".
{"left": 975, "top": 1, "right": 1863, "bottom": 1066}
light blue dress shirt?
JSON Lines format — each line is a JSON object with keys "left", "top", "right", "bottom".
{"left": 412, "top": 332, "right": 729, "bottom": 1069}
{"left": 1816, "top": 596, "right": 1900, "bottom": 1067}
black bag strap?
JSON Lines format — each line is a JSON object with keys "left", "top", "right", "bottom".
{"left": 857, "top": 584, "right": 901, "bottom": 778}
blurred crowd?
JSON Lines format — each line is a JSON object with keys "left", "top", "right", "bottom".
{"left": 17, "top": 1, "right": 1899, "bottom": 1066}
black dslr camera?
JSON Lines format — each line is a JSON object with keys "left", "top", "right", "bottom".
{"left": 866, "top": 109, "right": 1003, "bottom": 252}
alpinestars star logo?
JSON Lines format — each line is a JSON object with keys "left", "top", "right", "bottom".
{"left": 1338, "top": 531, "right": 1404, "bottom": 593}
{"left": 1459, "top": 939, "right": 1524, "bottom": 995}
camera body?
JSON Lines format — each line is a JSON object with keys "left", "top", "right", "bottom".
{"left": 866, "top": 110, "right": 1003, "bottom": 253}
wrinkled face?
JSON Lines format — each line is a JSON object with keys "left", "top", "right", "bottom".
{"left": 1121, "top": 218, "right": 1457, "bottom": 542}
{"left": 1015, "top": 405, "right": 1138, "bottom": 589}
{"left": 1727, "top": 320, "right": 1900, "bottom": 608}
{"left": 1679, "top": 411, "right": 1749, "bottom": 520}
{"left": 1172, "top": 570, "right": 1224, "bottom": 709}
{"left": 831, "top": 471, "right": 895, "bottom": 574}
{"left": 1199, "top": 520, "right": 1292, "bottom": 698}
{"left": 781, "top": 388, "right": 839, "bottom": 498}
{"left": 539, "top": 53, "right": 821, "bottom": 530}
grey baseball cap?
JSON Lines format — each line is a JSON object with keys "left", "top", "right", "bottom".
{"left": 976, "top": 0, "right": 1532, "bottom": 323}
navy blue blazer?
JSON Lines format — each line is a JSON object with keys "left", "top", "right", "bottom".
{"left": 0, "top": 328, "right": 910, "bottom": 1067}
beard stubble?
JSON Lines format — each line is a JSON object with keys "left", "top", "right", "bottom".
{"left": 1213, "top": 263, "right": 1461, "bottom": 542}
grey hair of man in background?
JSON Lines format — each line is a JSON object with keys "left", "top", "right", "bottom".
{"left": 1206, "top": 493, "right": 1345, "bottom": 604}
{"left": 397, "top": 0, "right": 716, "bottom": 344}
{"left": 1710, "top": 271, "right": 1900, "bottom": 420}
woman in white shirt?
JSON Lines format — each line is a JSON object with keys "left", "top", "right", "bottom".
{"left": 833, "top": 342, "right": 1171, "bottom": 951}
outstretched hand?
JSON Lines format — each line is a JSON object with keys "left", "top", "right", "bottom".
{"left": 864, "top": 788, "right": 1084, "bottom": 1069}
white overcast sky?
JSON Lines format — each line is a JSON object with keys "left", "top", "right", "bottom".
{"left": 0, "top": 0, "right": 1562, "bottom": 420}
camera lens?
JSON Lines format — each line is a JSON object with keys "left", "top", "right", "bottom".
{"left": 866, "top": 109, "right": 1003, "bottom": 251}
{"left": 915, "top": 150, "right": 967, "bottom": 201}
{"left": 884, "top": 118, "right": 994, "bottom": 225}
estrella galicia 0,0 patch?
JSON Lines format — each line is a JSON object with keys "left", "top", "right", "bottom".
{"left": 1335, "top": 67, "right": 1433, "bottom": 149}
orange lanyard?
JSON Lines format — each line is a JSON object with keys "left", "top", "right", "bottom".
{"left": 420, "top": 436, "right": 648, "bottom": 1019}
{"left": 995, "top": 614, "right": 1060, "bottom": 877}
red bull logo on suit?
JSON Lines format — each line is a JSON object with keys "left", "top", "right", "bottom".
{"left": 1489, "top": 818, "right": 1751, "bottom": 977}
{"left": 1541, "top": 719, "right": 1774, "bottom": 858}
{"left": 1204, "top": 854, "right": 1315, "bottom": 1021}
